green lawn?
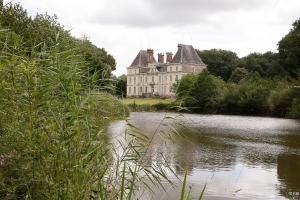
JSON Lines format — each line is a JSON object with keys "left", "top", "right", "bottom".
{"left": 122, "top": 98, "right": 175, "bottom": 105}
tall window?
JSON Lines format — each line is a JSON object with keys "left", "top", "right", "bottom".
{"left": 140, "top": 87, "right": 142, "bottom": 92}
{"left": 129, "top": 87, "right": 131, "bottom": 94}
{"left": 145, "top": 87, "right": 148, "bottom": 93}
{"left": 152, "top": 76, "right": 154, "bottom": 82}
{"left": 134, "top": 77, "right": 136, "bottom": 84}
{"left": 170, "top": 75, "right": 172, "bottom": 82}
{"left": 134, "top": 87, "right": 136, "bottom": 94}
{"left": 140, "top": 77, "right": 143, "bottom": 82}
{"left": 176, "top": 66, "right": 178, "bottom": 71}
{"left": 175, "top": 75, "right": 178, "bottom": 81}
{"left": 159, "top": 76, "right": 161, "bottom": 83}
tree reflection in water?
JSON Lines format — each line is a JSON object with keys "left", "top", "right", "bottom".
{"left": 277, "top": 154, "right": 300, "bottom": 199}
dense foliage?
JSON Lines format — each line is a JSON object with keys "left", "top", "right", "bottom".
{"left": 177, "top": 17, "right": 300, "bottom": 118}
{"left": 197, "top": 49, "right": 238, "bottom": 81}
{"left": 114, "top": 74, "right": 127, "bottom": 97}
{"left": 238, "top": 52, "right": 286, "bottom": 78}
{"left": 278, "top": 19, "right": 300, "bottom": 78}
{"left": 176, "top": 72, "right": 300, "bottom": 118}
{"left": 0, "top": 1, "right": 116, "bottom": 87}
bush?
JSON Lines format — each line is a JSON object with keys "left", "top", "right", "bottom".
{"left": 182, "top": 71, "right": 226, "bottom": 113}
{"left": 221, "top": 76, "right": 273, "bottom": 115}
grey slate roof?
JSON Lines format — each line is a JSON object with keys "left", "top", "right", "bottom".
{"left": 171, "top": 44, "right": 205, "bottom": 65}
{"left": 129, "top": 50, "right": 157, "bottom": 67}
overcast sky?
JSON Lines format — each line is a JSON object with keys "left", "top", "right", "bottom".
{"left": 7, "top": 0, "right": 300, "bottom": 76}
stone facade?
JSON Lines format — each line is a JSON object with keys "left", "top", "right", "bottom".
{"left": 127, "top": 44, "right": 206, "bottom": 97}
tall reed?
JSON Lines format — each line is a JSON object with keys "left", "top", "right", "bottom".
{"left": 0, "top": 29, "right": 179, "bottom": 199}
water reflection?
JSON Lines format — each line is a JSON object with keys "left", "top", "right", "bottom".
{"left": 172, "top": 126, "right": 238, "bottom": 174}
{"left": 107, "top": 112, "right": 300, "bottom": 199}
{"left": 277, "top": 154, "right": 300, "bottom": 199}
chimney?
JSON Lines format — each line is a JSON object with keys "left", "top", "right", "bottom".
{"left": 147, "top": 49, "right": 154, "bottom": 64}
{"left": 166, "top": 52, "right": 173, "bottom": 63}
{"left": 158, "top": 53, "right": 164, "bottom": 63}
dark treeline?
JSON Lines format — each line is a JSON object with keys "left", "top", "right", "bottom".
{"left": 175, "top": 18, "right": 300, "bottom": 119}
{"left": 0, "top": 1, "right": 116, "bottom": 87}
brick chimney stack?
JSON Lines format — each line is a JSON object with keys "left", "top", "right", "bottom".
{"left": 166, "top": 52, "right": 173, "bottom": 63}
{"left": 147, "top": 49, "right": 154, "bottom": 64}
{"left": 158, "top": 53, "right": 164, "bottom": 63}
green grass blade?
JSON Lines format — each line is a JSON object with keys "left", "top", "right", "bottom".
{"left": 120, "top": 161, "right": 126, "bottom": 200}
{"left": 180, "top": 169, "right": 188, "bottom": 200}
{"left": 198, "top": 184, "right": 206, "bottom": 200}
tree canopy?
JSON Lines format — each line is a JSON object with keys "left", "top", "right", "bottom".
{"left": 197, "top": 49, "right": 238, "bottom": 81}
{"left": 0, "top": 2, "right": 116, "bottom": 87}
{"left": 177, "top": 18, "right": 300, "bottom": 119}
{"left": 278, "top": 19, "right": 300, "bottom": 78}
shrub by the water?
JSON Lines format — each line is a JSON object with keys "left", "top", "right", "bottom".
{"left": 175, "top": 72, "right": 300, "bottom": 118}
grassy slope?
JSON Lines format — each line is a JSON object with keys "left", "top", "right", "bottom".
{"left": 123, "top": 98, "right": 175, "bottom": 105}
{"left": 122, "top": 98, "right": 177, "bottom": 112}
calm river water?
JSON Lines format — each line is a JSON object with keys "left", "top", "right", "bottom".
{"left": 107, "top": 112, "right": 300, "bottom": 200}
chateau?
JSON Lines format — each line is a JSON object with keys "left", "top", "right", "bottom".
{"left": 127, "top": 44, "right": 206, "bottom": 97}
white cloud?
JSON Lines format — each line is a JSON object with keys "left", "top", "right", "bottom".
{"left": 5, "top": 0, "right": 300, "bottom": 75}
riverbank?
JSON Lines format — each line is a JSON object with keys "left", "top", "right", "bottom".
{"left": 123, "top": 98, "right": 178, "bottom": 112}
{"left": 122, "top": 97, "right": 300, "bottom": 119}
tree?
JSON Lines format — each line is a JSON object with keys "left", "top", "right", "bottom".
{"left": 238, "top": 52, "right": 285, "bottom": 78}
{"left": 268, "top": 81, "right": 294, "bottom": 117}
{"left": 0, "top": 2, "right": 116, "bottom": 88}
{"left": 115, "top": 74, "right": 127, "bottom": 97}
{"left": 183, "top": 71, "right": 225, "bottom": 113}
{"left": 76, "top": 37, "right": 116, "bottom": 87}
{"left": 228, "top": 67, "right": 249, "bottom": 83}
{"left": 221, "top": 76, "right": 273, "bottom": 115}
{"left": 197, "top": 49, "right": 238, "bottom": 81}
{"left": 278, "top": 18, "right": 300, "bottom": 78}
{"left": 174, "top": 74, "right": 197, "bottom": 101}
